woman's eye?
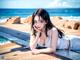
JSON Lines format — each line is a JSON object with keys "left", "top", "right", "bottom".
{"left": 40, "top": 20, "right": 44, "bottom": 23}
{"left": 34, "top": 20, "right": 43, "bottom": 23}
{"left": 34, "top": 20, "right": 37, "bottom": 23}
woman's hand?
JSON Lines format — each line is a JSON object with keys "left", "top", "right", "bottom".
{"left": 31, "top": 49, "right": 40, "bottom": 55}
{"left": 33, "top": 25, "right": 42, "bottom": 37}
{"left": 33, "top": 25, "right": 42, "bottom": 32}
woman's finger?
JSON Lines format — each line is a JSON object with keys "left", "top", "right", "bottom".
{"left": 33, "top": 25, "right": 41, "bottom": 32}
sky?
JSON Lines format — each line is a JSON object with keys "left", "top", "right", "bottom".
{"left": 0, "top": 0, "right": 80, "bottom": 8}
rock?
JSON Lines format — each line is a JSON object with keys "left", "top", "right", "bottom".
{"left": 78, "top": 25, "right": 80, "bottom": 30}
{"left": 22, "top": 16, "right": 32, "bottom": 24}
{"left": 51, "top": 16, "right": 80, "bottom": 36}
{"left": 74, "top": 22, "right": 80, "bottom": 30}
{"left": 5, "top": 16, "right": 21, "bottom": 24}
{"left": 64, "top": 21, "right": 80, "bottom": 30}
{"left": 51, "top": 16, "right": 67, "bottom": 28}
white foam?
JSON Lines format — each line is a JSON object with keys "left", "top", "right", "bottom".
{"left": 50, "top": 16, "right": 80, "bottom": 21}
{"left": 61, "top": 16, "right": 80, "bottom": 21}
{"left": 0, "top": 41, "right": 11, "bottom": 45}
{"left": 0, "top": 18, "right": 8, "bottom": 23}
{"left": 21, "top": 18, "right": 26, "bottom": 20}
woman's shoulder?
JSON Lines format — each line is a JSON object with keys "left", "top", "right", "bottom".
{"left": 52, "top": 27, "right": 57, "bottom": 31}
{"left": 48, "top": 27, "right": 57, "bottom": 32}
{"left": 48, "top": 27, "right": 58, "bottom": 35}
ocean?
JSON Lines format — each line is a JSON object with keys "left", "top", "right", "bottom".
{"left": 0, "top": 8, "right": 80, "bottom": 22}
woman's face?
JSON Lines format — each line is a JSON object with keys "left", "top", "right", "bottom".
{"left": 33, "top": 15, "right": 47, "bottom": 31}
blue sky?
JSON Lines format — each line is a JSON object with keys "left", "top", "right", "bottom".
{"left": 0, "top": 0, "right": 80, "bottom": 8}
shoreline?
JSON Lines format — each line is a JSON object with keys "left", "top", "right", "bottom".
{"left": 0, "top": 41, "right": 11, "bottom": 45}
{"left": 0, "top": 16, "right": 80, "bottom": 25}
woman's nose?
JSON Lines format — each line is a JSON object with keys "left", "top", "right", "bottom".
{"left": 36, "top": 22, "right": 40, "bottom": 26}
{"left": 36, "top": 24, "right": 39, "bottom": 27}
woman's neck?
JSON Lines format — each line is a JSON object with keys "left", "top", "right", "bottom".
{"left": 41, "top": 27, "right": 46, "bottom": 33}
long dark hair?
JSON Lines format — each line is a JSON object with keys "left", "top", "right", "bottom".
{"left": 31, "top": 8, "right": 64, "bottom": 38}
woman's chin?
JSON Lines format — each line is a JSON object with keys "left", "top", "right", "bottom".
{"left": 37, "top": 28, "right": 42, "bottom": 30}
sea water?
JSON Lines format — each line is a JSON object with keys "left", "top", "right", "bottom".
{"left": 0, "top": 8, "right": 80, "bottom": 22}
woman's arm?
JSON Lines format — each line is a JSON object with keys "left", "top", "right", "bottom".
{"left": 50, "top": 28, "right": 58, "bottom": 52}
{"left": 30, "top": 32, "right": 40, "bottom": 50}
{"left": 30, "top": 24, "right": 42, "bottom": 50}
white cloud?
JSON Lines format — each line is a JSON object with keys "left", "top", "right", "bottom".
{"left": 0, "top": 0, "right": 80, "bottom": 8}
{"left": 62, "top": 2, "right": 72, "bottom": 7}
{"left": 47, "top": 0, "right": 73, "bottom": 8}
{"left": 0, "top": 0, "right": 52, "bottom": 8}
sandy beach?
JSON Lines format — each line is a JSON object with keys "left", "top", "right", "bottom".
{"left": 0, "top": 42, "right": 21, "bottom": 54}
{"left": 0, "top": 16, "right": 80, "bottom": 60}
{"left": 1, "top": 51, "right": 63, "bottom": 60}
{"left": 0, "top": 24, "right": 31, "bottom": 33}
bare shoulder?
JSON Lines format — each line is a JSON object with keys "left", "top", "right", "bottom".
{"left": 48, "top": 27, "right": 58, "bottom": 35}
{"left": 48, "top": 27, "right": 58, "bottom": 32}
{"left": 51, "top": 27, "right": 57, "bottom": 31}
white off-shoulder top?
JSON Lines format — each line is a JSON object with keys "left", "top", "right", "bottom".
{"left": 37, "top": 27, "right": 69, "bottom": 49}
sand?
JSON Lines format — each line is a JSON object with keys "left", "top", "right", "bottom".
{"left": 3, "top": 51, "right": 61, "bottom": 60}
{"left": 0, "top": 23, "right": 31, "bottom": 33}
{"left": 0, "top": 42, "right": 21, "bottom": 54}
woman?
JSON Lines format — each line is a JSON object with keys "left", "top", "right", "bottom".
{"left": 30, "top": 8, "right": 79, "bottom": 55}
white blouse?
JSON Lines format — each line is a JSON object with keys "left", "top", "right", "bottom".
{"left": 37, "top": 27, "right": 69, "bottom": 49}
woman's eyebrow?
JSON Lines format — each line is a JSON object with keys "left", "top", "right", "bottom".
{"left": 39, "top": 19, "right": 43, "bottom": 21}
{"left": 39, "top": 19, "right": 44, "bottom": 22}
{"left": 34, "top": 18, "right": 43, "bottom": 22}
{"left": 34, "top": 19, "right": 39, "bottom": 22}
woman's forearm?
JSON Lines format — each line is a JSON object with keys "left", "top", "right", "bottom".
{"left": 30, "top": 32, "right": 40, "bottom": 50}
{"left": 31, "top": 48, "right": 55, "bottom": 55}
{"left": 30, "top": 40, "right": 38, "bottom": 50}
{"left": 38, "top": 48, "right": 56, "bottom": 54}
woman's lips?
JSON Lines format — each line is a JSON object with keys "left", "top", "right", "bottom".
{"left": 35, "top": 26, "right": 40, "bottom": 29}
{"left": 37, "top": 27, "right": 41, "bottom": 30}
